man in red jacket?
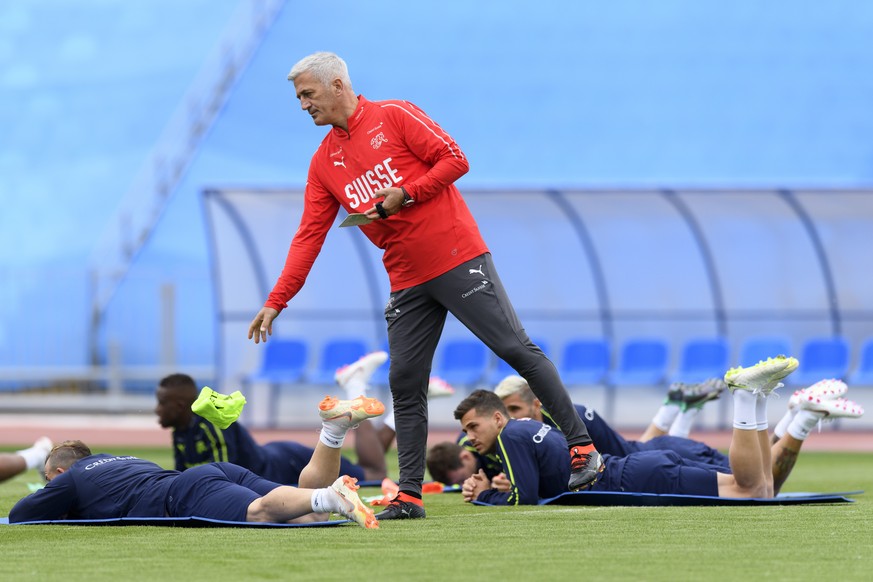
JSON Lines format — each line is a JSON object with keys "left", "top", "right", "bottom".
{"left": 247, "top": 51, "right": 602, "bottom": 519}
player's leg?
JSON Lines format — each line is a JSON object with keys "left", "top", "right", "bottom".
{"left": 668, "top": 378, "right": 727, "bottom": 438}
{"left": 432, "top": 253, "right": 602, "bottom": 491}
{"left": 757, "top": 411, "right": 774, "bottom": 497}
{"left": 770, "top": 432, "right": 804, "bottom": 497}
{"left": 375, "top": 285, "right": 445, "bottom": 519}
{"left": 772, "top": 379, "right": 848, "bottom": 443}
{"left": 0, "top": 454, "right": 27, "bottom": 482}
{"left": 719, "top": 356, "right": 799, "bottom": 498}
{"left": 248, "top": 475, "right": 377, "bottom": 529}
{"left": 639, "top": 384, "right": 684, "bottom": 441}
{"left": 771, "top": 394, "right": 863, "bottom": 494}
{"left": 176, "top": 463, "right": 377, "bottom": 529}
{"left": 721, "top": 415, "right": 768, "bottom": 498}
{"left": 0, "top": 437, "right": 52, "bottom": 482}
{"left": 640, "top": 379, "right": 725, "bottom": 442}
{"left": 297, "top": 395, "right": 385, "bottom": 488}
{"left": 334, "top": 351, "right": 391, "bottom": 480}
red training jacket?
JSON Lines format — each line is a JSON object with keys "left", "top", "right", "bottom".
{"left": 265, "top": 96, "right": 488, "bottom": 311}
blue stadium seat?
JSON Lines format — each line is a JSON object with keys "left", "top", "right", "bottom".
{"left": 433, "top": 339, "right": 488, "bottom": 387}
{"left": 241, "top": 338, "right": 309, "bottom": 428}
{"left": 787, "top": 336, "right": 850, "bottom": 387}
{"left": 670, "top": 337, "right": 730, "bottom": 384}
{"left": 606, "top": 338, "right": 669, "bottom": 386}
{"left": 487, "top": 338, "right": 551, "bottom": 385}
{"left": 849, "top": 337, "right": 873, "bottom": 386}
{"left": 309, "top": 338, "right": 370, "bottom": 385}
{"left": 738, "top": 336, "right": 793, "bottom": 367}
{"left": 558, "top": 338, "right": 610, "bottom": 386}
{"left": 248, "top": 338, "right": 309, "bottom": 384}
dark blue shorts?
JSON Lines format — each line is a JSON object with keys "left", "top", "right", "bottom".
{"left": 262, "top": 442, "right": 365, "bottom": 484}
{"left": 166, "top": 463, "right": 282, "bottom": 521}
{"left": 593, "top": 450, "right": 719, "bottom": 497}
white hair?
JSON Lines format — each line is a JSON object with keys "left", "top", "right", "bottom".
{"left": 287, "top": 51, "right": 352, "bottom": 90}
{"left": 494, "top": 375, "right": 533, "bottom": 400}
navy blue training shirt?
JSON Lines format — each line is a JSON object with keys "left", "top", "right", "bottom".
{"left": 9, "top": 454, "right": 177, "bottom": 523}
{"left": 475, "top": 418, "right": 571, "bottom": 506}
{"left": 172, "top": 414, "right": 269, "bottom": 472}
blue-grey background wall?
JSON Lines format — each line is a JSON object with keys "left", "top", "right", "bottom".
{"left": 2, "top": 1, "right": 872, "bottom": 391}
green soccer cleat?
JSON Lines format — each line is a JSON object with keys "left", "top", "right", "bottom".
{"left": 724, "top": 356, "right": 799, "bottom": 396}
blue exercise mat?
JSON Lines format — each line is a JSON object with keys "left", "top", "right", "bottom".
{"left": 473, "top": 490, "right": 862, "bottom": 507}
{"left": 1, "top": 516, "right": 350, "bottom": 527}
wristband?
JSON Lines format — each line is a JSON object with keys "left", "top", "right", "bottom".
{"left": 375, "top": 202, "right": 389, "bottom": 219}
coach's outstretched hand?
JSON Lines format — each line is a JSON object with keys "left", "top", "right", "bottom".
{"left": 248, "top": 307, "right": 279, "bottom": 344}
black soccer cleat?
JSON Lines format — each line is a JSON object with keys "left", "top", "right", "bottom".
{"left": 568, "top": 445, "right": 604, "bottom": 491}
{"left": 664, "top": 383, "right": 684, "bottom": 405}
{"left": 374, "top": 498, "right": 426, "bottom": 520}
{"left": 681, "top": 378, "right": 727, "bottom": 411}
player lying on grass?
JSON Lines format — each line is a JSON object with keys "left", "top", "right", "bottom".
{"left": 8, "top": 397, "right": 385, "bottom": 528}
{"left": 445, "top": 357, "right": 864, "bottom": 505}
{"left": 499, "top": 374, "right": 729, "bottom": 457}
{"left": 156, "top": 361, "right": 386, "bottom": 481}
{"left": 427, "top": 376, "right": 731, "bottom": 486}
{"left": 493, "top": 373, "right": 857, "bottom": 495}
{"left": 0, "top": 437, "right": 53, "bottom": 483}
{"left": 156, "top": 352, "right": 454, "bottom": 484}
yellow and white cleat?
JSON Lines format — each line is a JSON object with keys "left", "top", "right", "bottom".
{"left": 724, "top": 355, "right": 799, "bottom": 396}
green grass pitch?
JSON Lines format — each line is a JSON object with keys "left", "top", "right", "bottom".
{"left": 1, "top": 447, "right": 871, "bottom": 581}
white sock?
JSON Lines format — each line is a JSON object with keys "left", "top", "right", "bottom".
{"left": 652, "top": 404, "right": 681, "bottom": 432}
{"left": 342, "top": 376, "right": 368, "bottom": 401}
{"left": 310, "top": 488, "right": 342, "bottom": 514}
{"left": 787, "top": 409, "right": 824, "bottom": 441}
{"left": 732, "top": 390, "right": 758, "bottom": 430}
{"left": 773, "top": 409, "right": 797, "bottom": 439}
{"left": 16, "top": 444, "right": 48, "bottom": 470}
{"left": 668, "top": 408, "right": 700, "bottom": 438}
{"left": 755, "top": 394, "right": 769, "bottom": 431}
{"left": 319, "top": 422, "right": 347, "bottom": 448}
